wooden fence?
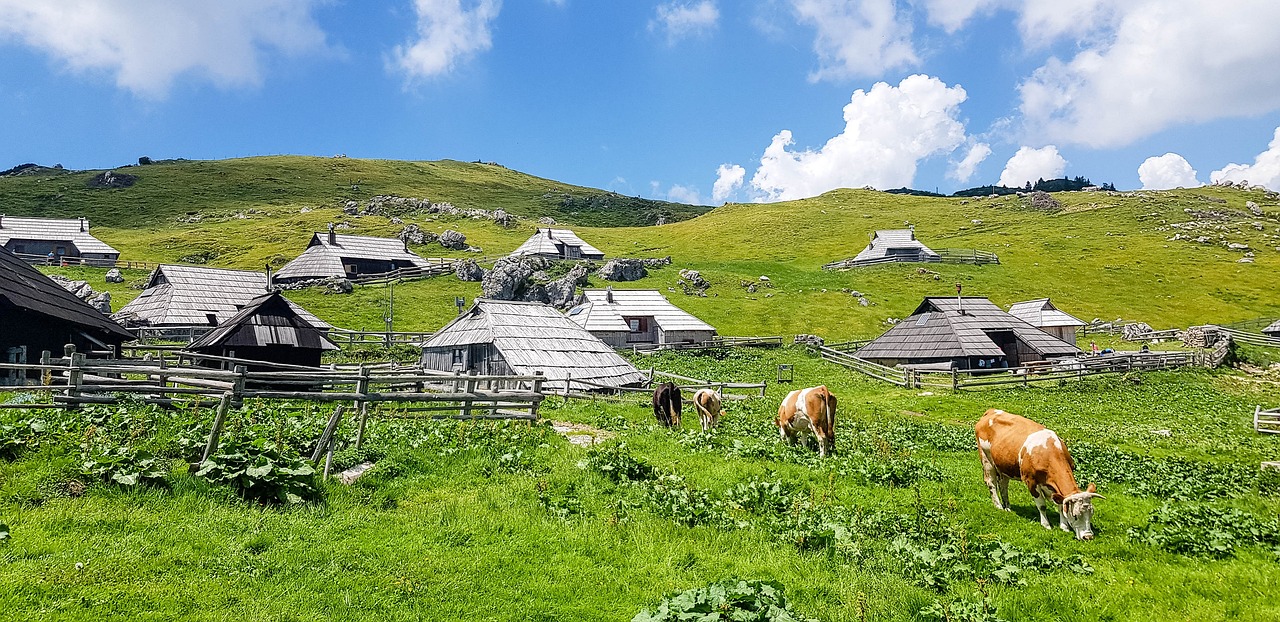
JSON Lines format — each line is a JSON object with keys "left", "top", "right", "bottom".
{"left": 347, "top": 259, "right": 456, "bottom": 286}
{"left": 1254, "top": 406, "right": 1280, "bottom": 434}
{"left": 626, "top": 336, "right": 784, "bottom": 354}
{"left": 1212, "top": 326, "right": 1280, "bottom": 349}
{"left": 822, "top": 248, "right": 1000, "bottom": 270}
{"left": 554, "top": 368, "right": 768, "bottom": 403}
{"left": 817, "top": 345, "right": 1213, "bottom": 391}
{"left": 15, "top": 252, "right": 154, "bottom": 270}
{"left": 130, "top": 325, "right": 433, "bottom": 347}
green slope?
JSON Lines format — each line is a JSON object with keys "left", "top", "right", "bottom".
{"left": 16, "top": 156, "right": 1280, "bottom": 338}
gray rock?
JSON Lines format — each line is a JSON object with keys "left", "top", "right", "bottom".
{"left": 397, "top": 223, "right": 435, "bottom": 245}
{"left": 86, "top": 170, "right": 136, "bottom": 189}
{"left": 454, "top": 259, "right": 486, "bottom": 282}
{"left": 274, "top": 276, "right": 353, "bottom": 294}
{"left": 794, "top": 334, "right": 824, "bottom": 347}
{"left": 858, "top": 297, "right": 869, "bottom": 307}
{"left": 1227, "top": 242, "right": 1250, "bottom": 251}
{"left": 597, "top": 258, "right": 648, "bottom": 282}
{"left": 538, "top": 216, "right": 557, "bottom": 225}
{"left": 87, "top": 291, "right": 112, "bottom": 314}
{"left": 104, "top": 268, "right": 124, "bottom": 283}
{"left": 1247, "top": 201, "right": 1263, "bottom": 216}
{"left": 439, "top": 229, "right": 468, "bottom": 250}
{"left": 678, "top": 269, "right": 710, "bottom": 295}
{"left": 640, "top": 256, "right": 672, "bottom": 267}
{"left": 1028, "top": 191, "right": 1061, "bottom": 210}
{"left": 481, "top": 256, "right": 548, "bottom": 300}
{"left": 492, "top": 209, "right": 513, "bottom": 227}
{"left": 342, "top": 200, "right": 360, "bottom": 215}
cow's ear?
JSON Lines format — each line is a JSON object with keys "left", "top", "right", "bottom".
{"left": 1051, "top": 491, "right": 1065, "bottom": 504}
{"left": 1086, "top": 482, "right": 1096, "bottom": 494}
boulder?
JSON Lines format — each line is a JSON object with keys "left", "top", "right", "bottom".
{"left": 1247, "top": 201, "right": 1263, "bottom": 216}
{"left": 678, "top": 269, "right": 710, "bottom": 292}
{"left": 794, "top": 334, "right": 824, "bottom": 347}
{"left": 1122, "top": 322, "right": 1153, "bottom": 341}
{"left": 492, "top": 210, "right": 514, "bottom": 227}
{"left": 439, "top": 230, "right": 468, "bottom": 250}
{"left": 342, "top": 200, "right": 360, "bottom": 215}
{"left": 454, "top": 259, "right": 486, "bottom": 282}
{"left": 1028, "top": 191, "right": 1061, "bottom": 210}
{"left": 640, "top": 256, "right": 672, "bottom": 268}
{"left": 538, "top": 216, "right": 557, "bottom": 225}
{"left": 87, "top": 291, "right": 112, "bottom": 314}
{"left": 597, "top": 258, "right": 648, "bottom": 282}
{"left": 398, "top": 223, "right": 436, "bottom": 245}
{"left": 86, "top": 170, "right": 136, "bottom": 189}
{"left": 104, "top": 268, "right": 124, "bottom": 283}
{"left": 482, "top": 256, "right": 547, "bottom": 300}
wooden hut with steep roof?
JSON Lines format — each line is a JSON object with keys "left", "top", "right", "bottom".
{"left": 856, "top": 297, "right": 1080, "bottom": 370}
{"left": 509, "top": 228, "right": 604, "bottom": 261}
{"left": 186, "top": 292, "right": 338, "bottom": 370}
{"left": 419, "top": 299, "right": 645, "bottom": 389}
{"left": 1008, "top": 298, "right": 1086, "bottom": 345}
{"left": 567, "top": 288, "right": 716, "bottom": 347}
{"left": 1, "top": 246, "right": 133, "bottom": 383}
{"left": 114, "top": 264, "right": 326, "bottom": 331}
{"left": 274, "top": 226, "right": 432, "bottom": 283}
{"left": 0, "top": 215, "right": 119, "bottom": 265}
{"left": 851, "top": 229, "right": 939, "bottom": 264}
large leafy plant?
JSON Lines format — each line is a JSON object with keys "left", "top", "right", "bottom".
{"left": 632, "top": 579, "right": 817, "bottom": 622}
{"left": 81, "top": 445, "right": 167, "bottom": 487}
{"left": 195, "top": 437, "right": 318, "bottom": 504}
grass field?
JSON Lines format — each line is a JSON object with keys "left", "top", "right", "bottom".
{"left": 2, "top": 347, "right": 1279, "bottom": 621}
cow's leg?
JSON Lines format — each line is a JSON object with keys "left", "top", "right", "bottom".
{"left": 1030, "top": 485, "right": 1052, "bottom": 529}
{"left": 997, "top": 475, "right": 1010, "bottom": 510}
{"left": 815, "top": 429, "right": 829, "bottom": 458}
{"left": 978, "top": 448, "right": 1005, "bottom": 510}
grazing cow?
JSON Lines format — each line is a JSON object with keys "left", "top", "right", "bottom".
{"left": 777, "top": 386, "right": 837, "bottom": 457}
{"left": 692, "top": 388, "right": 723, "bottom": 433}
{"left": 652, "top": 381, "right": 682, "bottom": 427}
{"left": 975, "top": 408, "right": 1104, "bottom": 540}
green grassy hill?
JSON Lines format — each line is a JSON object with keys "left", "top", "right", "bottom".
{"left": 12, "top": 156, "right": 1280, "bottom": 338}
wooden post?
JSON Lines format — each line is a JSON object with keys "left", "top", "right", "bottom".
{"left": 354, "top": 365, "right": 371, "bottom": 449}
{"left": 311, "top": 405, "right": 347, "bottom": 463}
{"left": 231, "top": 365, "right": 247, "bottom": 408}
{"left": 40, "top": 350, "right": 51, "bottom": 386}
{"left": 157, "top": 352, "right": 169, "bottom": 391}
{"left": 461, "top": 370, "right": 477, "bottom": 418}
{"left": 952, "top": 369, "right": 959, "bottom": 391}
{"left": 562, "top": 373, "right": 572, "bottom": 398}
{"left": 200, "top": 393, "right": 233, "bottom": 466}
{"left": 65, "top": 345, "right": 84, "bottom": 410}
{"left": 530, "top": 372, "right": 544, "bottom": 420}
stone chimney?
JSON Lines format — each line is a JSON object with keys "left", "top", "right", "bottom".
{"left": 80, "top": 217, "right": 87, "bottom": 232}
{"left": 546, "top": 228, "right": 553, "bottom": 239}
{"left": 605, "top": 285, "right": 614, "bottom": 303}
{"left": 327, "top": 222, "right": 336, "bottom": 245}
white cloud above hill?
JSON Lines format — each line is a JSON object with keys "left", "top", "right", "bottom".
{"left": 791, "top": 0, "right": 917, "bottom": 80}
{"left": 948, "top": 142, "right": 992, "bottom": 183}
{"left": 997, "top": 145, "right": 1066, "bottom": 188}
{"left": 392, "top": 0, "right": 502, "bottom": 80}
{"left": 712, "top": 164, "right": 745, "bottom": 203}
{"left": 0, "top": 0, "right": 330, "bottom": 98}
{"left": 650, "top": 1, "right": 719, "bottom": 43}
{"left": 1138, "top": 153, "right": 1200, "bottom": 190}
{"left": 746, "top": 74, "right": 969, "bottom": 201}
{"left": 1210, "top": 127, "right": 1280, "bottom": 190}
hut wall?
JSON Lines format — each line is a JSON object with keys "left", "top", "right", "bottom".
{"left": 192, "top": 345, "right": 325, "bottom": 371}
{"left": 421, "top": 343, "right": 512, "bottom": 375}
{"left": 591, "top": 331, "right": 631, "bottom": 349}
{"left": 658, "top": 328, "right": 716, "bottom": 345}
{"left": 622, "top": 316, "right": 658, "bottom": 344}
{"left": 0, "top": 308, "right": 118, "bottom": 356}
{"left": 4, "top": 239, "right": 79, "bottom": 258}
{"left": 342, "top": 258, "right": 401, "bottom": 277}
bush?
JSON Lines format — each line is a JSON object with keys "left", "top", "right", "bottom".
{"left": 0, "top": 419, "right": 45, "bottom": 460}
{"left": 195, "top": 438, "right": 318, "bottom": 504}
{"left": 583, "top": 442, "right": 656, "bottom": 483}
{"left": 1127, "top": 504, "right": 1280, "bottom": 559}
{"left": 81, "top": 445, "right": 167, "bottom": 487}
{"left": 632, "top": 579, "right": 817, "bottom": 622}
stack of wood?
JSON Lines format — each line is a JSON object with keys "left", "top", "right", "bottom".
{"left": 1183, "top": 325, "right": 1220, "bottom": 348}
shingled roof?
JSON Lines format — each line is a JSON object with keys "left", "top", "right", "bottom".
{"left": 188, "top": 293, "right": 338, "bottom": 352}
{"left": 421, "top": 299, "right": 645, "bottom": 388}
{"left": 0, "top": 215, "right": 118, "bottom": 256}
{"left": 115, "top": 265, "right": 327, "bottom": 328}
{"left": 510, "top": 228, "right": 604, "bottom": 260}
{"left": 274, "top": 231, "right": 431, "bottom": 281}
{"left": 851, "top": 229, "right": 939, "bottom": 263}
{"left": 1008, "top": 298, "right": 1085, "bottom": 328}
{"left": 568, "top": 289, "right": 715, "bottom": 333}
{"left": 0, "top": 246, "right": 133, "bottom": 342}
{"left": 856, "top": 297, "right": 1080, "bottom": 362}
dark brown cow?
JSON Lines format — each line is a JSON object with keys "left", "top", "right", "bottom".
{"left": 777, "top": 386, "right": 837, "bottom": 457}
{"left": 975, "top": 408, "right": 1103, "bottom": 540}
{"left": 652, "top": 381, "right": 682, "bottom": 427}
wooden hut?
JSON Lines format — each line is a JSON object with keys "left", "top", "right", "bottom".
{"left": 0, "top": 215, "right": 119, "bottom": 265}
{"left": 1264, "top": 320, "right": 1280, "bottom": 339}
{"left": 855, "top": 297, "right": 1080, "bottom": 370}
{"left": 851, "top": 229, "right": 939, "bottom": 263}
{"left": 567, "top": 288, "right": 716, "bottom": 347}
{"left": 1, "top": 246, "right": 133, "bottom": 383}
{"left": 1008, "top": 298, "right": 1086, "bottom": 344}
{"left": 419, "top": 299, "right": 645, "bottom": 389}
{"left": 115, "top": 264, "right": 326, "bottom": 331}
{"left": 509, "top": 228, "right": 605, "bottom": 261}
{"left": 186, "top": 293, "right": 338, "bottom": 369}
{"left": 274, "top": 227, "right": 432, "bottom": 283}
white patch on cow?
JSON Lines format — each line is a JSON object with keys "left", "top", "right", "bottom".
{"left": 1021, "top": 429, "right": 1058, "bottom": 455}
{"left": 978, "top": 438, "right": 993, "bottom": 452}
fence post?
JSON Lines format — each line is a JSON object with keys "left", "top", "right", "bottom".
{"left": 64, "top": 344, "right": 84, "bottom": 409}
{"left": 157, "top": 352, "right": 169, "bottom": 391}
{"left": 461, "top": 370, "right": 477, "bottom": 418}
{"left": 231, "top": 365, "right": 247, "bottom": 408}
{"left": 199, "top": 392, "right": 233, "bottom": 466}
{"left": 562, "top": 373, "right": 572, "bottom": 398}
{"left": 952, "top": 370, "right": 959, "bottom": 391}
{"left": 40, "top": 350, "right": 51, "bottom": 387}
{"left": 354, "top": 365, "right": 371, "bottom": 449}
{"left": 530, "top": 371, "right": 544, "bottom": 420}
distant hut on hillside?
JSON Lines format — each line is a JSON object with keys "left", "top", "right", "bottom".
{"left": 1264, "top": 320, "right": 1280, "bottom": 339}
{"left": 115, "top": 265, "right": 326, "bottom": 332}
{"left": 1, "top": 247, "right": 133, "bottom": 383}
{"left": 186, "top": 292, "right": 338, "bottom": 370}
{"left": 856, "top": 297, "right": 1080, "bottom": 370}
{"left": 851, "top": 230, "right": 940, "bottom": 264}
{"left": 274, "top": 226, "right": 433, "bottom": 283}
{"left": 0, "top": 215, "right": 119, "bottom": 265}
{"left": 567, "top": 288, "right": 716, "bottom": 348}
{"left": 510, "top": 228, "right": 605, "bottom": 261}
{"left": 419, "top": 299, "right": 645, "bottom": 389}
{"left": 1008, "top": 298, "right": 1086, "bottom": 345}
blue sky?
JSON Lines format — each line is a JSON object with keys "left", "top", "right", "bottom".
{"left": 2, "top": 1, "right": 1280, "bottom": 205}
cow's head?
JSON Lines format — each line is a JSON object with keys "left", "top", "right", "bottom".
{"left": 1060, "top": 483, "right": 1104, "bottom": 540}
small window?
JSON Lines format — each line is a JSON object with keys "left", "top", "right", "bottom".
{"left": 628, "top": 319, "right": 641, "bottom": 332}
{"left": 206, "top": 313, "right": 218, "bottom": 326}
{"left": 56, "top": 246, "right": 67, "bottom": 255}
{"left": 452, "top": 349, "right": 465, "bottom": 365}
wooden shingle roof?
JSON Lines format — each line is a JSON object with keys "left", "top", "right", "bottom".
{"left": 0, "top": 215, "right": 118, "bottom": 255}
{"left": 0, "top": 246, "right": 133, "bottom": 342}
{"left": 856, "top": 297, "right": 1080, "bottom": 361}
{"left": 189, "top": 293, "right": 338, "bottom": 351}
{"left": 568, "top": 289, "right": 716, "bottom": 333}
{"left": 274, "top": 232, "right": 431, "bottom": 281}
{"left": 851, "top": 229, "right": 938, "bottom": 262}
{"left": 421, "top": 299, "right": 645, "bottom": 387}
{"left": 115, "top": 265, "right": 327, "bottom": 328}
{"left": 1008, "top": 298, "right": 1086, "bottom": 328}
{"left": 510, "top": 228, "right": 604, "bottom": 258}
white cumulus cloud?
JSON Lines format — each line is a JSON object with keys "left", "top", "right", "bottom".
{"left": 948, "top": 142, "right": 992, "bottom": 183}
{"left": 392, "top": 0, "right": 501, "bottom": 80}
{"left": 0, "top": 0, "right": 330, "bottom": 98}
{"left": 919, "top": 0, "right": 1001, "bottom": 33}
{"left": 791, "top": 0, "right": 917, "bottom": 80}
{"left": 712, "top": 164, "right": 745, "bottom": 203}
{"left": 1017, "top": 0, "right": 1280, "bottom": 148}
{"left": 749, "top": 74, "right": 970, "bottom": 201}
{"left": 665, "top": 184, "right": 704, "bottom": 205}
{"left": 1210, "top": 127, "right": 1280, "bottom": 190}
{"left": 997, "top": 145, "right": 1066, "bottom": 188}
{"left": 651, "top": 1, "right": 718, "bottom": 43}
{"left": 1138, "top": 153, "right": 1200, "bottom": 190}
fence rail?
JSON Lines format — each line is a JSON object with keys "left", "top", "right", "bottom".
{"left": 15, "top": 252, "right": 154, "bottom": 270}
{"left": 822, "top": 248, "right": 1000, "bottom": 270}
{"left": 1255, "top": 406, "right": 1280, "bottom": 434}
{"left": 1212, "top": 326, "right": 1280, "bottom": 348}
{"left": 347, "top": 260, "right": 456, "bottom": 286}
{"left": 627, "top": 336, "right": 784, "bottom": 354}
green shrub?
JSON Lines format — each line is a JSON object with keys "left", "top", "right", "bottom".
{"left": 583, "top": 442, "right": 656, "bottom": 483}
{"left": 81, "top": 445, "right": 167, "bottom": 487}
{"left": 919, "top": 596, "right": 1007, "bottom": 622}
{"left": 632, "top": 579, "right": 817, "bottom": 622}
{"left": 0, "top": 419, "right": 45, "bottom": 460}
{"left": 195, "top": 438, "right": 318, "bottom": 504}
{"left": 1127, "top": 504, "right": 1280, "bottom": 559}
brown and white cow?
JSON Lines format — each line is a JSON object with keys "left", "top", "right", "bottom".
{"left": 975, "top": 408, "right": 1103, "bottom": 540}
{"left": 652, "top": 381, "right": 682, "bottom": 428}
{"left": 692, "top": 388, "right": 723, "bottom": 433}
{"left": 777, "top": 386, "right": 837, "bottom": 457}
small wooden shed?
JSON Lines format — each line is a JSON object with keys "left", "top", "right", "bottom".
{"left": 509, "top": 228, "right": 605, "bottom": 261}
{"left": 1, "top": 246, "right": 133, "bottom": 383}
{"left": 419, "top": 299, "right": 645, "bottom": 389}
{"left": 274, "top": 227, "right": 433, "bottom": 283}
{"left": 852, "top": 229, "right": 939, "bottom": 263}
{"left": 1264, "top": 320, "right": 1280, "bottom": 339}
{"left": 186, "top": 293, "right": 338, "bottom": 369}
{"left": 1008, "top": 298, "right": 1086, "bottom": 345}
{"left": 856, "top": 297, "right": 1081, "bottom": 370}
{"left": 567, "top": 288, "right": 716, "bottom": 347}
{"left": 0, "top": 215, "right": 119, "bottom": 265}
{"left": 115, "top": 264, "right": 326, "bottom": 330}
